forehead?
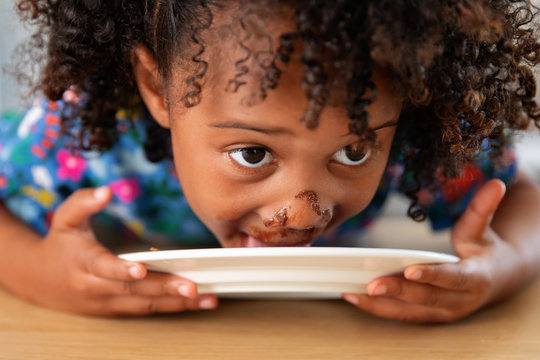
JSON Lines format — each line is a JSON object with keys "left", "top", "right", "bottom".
{"left": 206, "top": 5, "right": 297, "bottom": 88}
{"left": 165, "top": 3, "right": 401, "bottom": 130}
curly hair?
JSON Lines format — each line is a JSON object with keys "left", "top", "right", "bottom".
{"left": 15, "top": 0, "right": 540, "bottom": 220}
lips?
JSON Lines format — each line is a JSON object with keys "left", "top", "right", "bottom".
{"left": 240, "top": 229, "right": 315, "bottom": 247}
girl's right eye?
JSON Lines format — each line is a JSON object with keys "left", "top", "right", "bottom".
{"left": 229, "top": 147, "right": 273, "bottom": 168}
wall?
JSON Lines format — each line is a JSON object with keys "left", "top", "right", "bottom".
{"left": 0, "top": 1, "right": 32, "bottom": 112}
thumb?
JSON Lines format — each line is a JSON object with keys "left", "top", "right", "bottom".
{"left": 51, "top": 186, "right": 112, "bottom": 230}
{"left": 451, "top": 179, "right": 506, "bottom": 247}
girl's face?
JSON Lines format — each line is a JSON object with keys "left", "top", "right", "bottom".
{"left": 134, "top": 19, "right": 402, "bottom": 248}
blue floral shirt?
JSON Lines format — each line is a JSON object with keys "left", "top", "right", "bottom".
{"left": 0, "top": 97, "right": 517, "bottom": 247}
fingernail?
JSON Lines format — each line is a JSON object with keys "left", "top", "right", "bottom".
{"left": 370, "top": 284, "right": 387, "bottom": 296}
{"left": 406, "top": 269, "right": 423, "bottom": 280}
{"left": 93, "top": 186, "right": 109, "bottom": 200}
{"left": 198, "top": 297, "right": 216, "bottom": 310}
{"left": 178, "top": 284, "right": 195, "bottom": 298}
{"left": 343, "top": 293, "right": 359, "bottom": 305}
{"left": 129, "top": 265, "right": 144, "bottom": 279}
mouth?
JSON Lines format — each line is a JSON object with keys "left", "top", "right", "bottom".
{"left": 239, "top": 229, "right": 315, "bottom": 247}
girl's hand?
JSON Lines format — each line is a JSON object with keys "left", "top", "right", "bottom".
{"left": 22, "top": 187, "right": 218, "bottom": 316}
{"left": 342, "top": 179, "right": 522, "bottom": 323}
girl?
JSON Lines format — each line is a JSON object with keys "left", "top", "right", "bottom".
{"left": 0, "top": 0, "right": 539, "bottom": 322}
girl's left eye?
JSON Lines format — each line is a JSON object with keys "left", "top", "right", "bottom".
{"left": 229, "top": 147, "right": 274, "bottom": 168}
{"left": 332, "top": 144, "right": 371, "bottom": 166}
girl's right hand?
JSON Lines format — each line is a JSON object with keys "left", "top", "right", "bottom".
{"left": 23, "top": 186, "right": 218, "bottom": 316}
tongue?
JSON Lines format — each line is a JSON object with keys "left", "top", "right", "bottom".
{"left": 241, "top": 235, "right": 272, "bottom": 247}
{"left": 240, "top": 234, "right": 312, "bottom": 247}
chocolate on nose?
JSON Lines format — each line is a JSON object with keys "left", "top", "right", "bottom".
{"left": 294, "top": 190, "right": 332, "bottom": 223}
{"left": 263, "top": 208, "right": 288, "bottom": 227}
{"left": 263, "top": 190, "right": 332, "bottom": 228}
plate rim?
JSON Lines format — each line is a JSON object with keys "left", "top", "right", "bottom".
{"left": 118, "top": 247, "right": 459, "bottom": 263}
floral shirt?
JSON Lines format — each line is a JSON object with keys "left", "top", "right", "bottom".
{"left": 0, "top": 97, "right": 517, "bottom": 247}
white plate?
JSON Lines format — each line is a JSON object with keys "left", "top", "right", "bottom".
{"left": 118, "top": 247, "right": 459, "bottom": 298}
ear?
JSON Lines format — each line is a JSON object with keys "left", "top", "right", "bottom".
{"left": 131, "top": 44, "right": 170, "bottom": 128}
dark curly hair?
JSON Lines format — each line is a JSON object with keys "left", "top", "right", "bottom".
{"left": 15, "top": 0, "right": 540, "bottom": 220}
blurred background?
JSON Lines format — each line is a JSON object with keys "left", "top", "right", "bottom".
{"left": 0, "top": 1, "right": 539, "bottom": 252}
{"left": 0, "top": 1, "right": 31, "bottom": 113}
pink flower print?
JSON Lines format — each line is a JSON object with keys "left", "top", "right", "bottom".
{"left": 48, "top": 101, "right": 59, "bottom": 111}
{"left": 62, "top": 85, "right": 83, "bottom": 104}
{"left": 117, "top": 122, "right": 127, "bottom": 133}
{"left": 32, "top": 145, "right": 46, "bottom": 159}
{"left": 416, "top": 188, "right": 434, "bottom": 207}
{"left": 168, "top": 163, "right": 179, "bottom": 180}
{"left": 386, "top": 164, "right": 404, "bottom": 179}
{"left": 110, "top": 177, "right": 141, "bottom": 203}
{"left": 45, "top": 114, "right": 60, "bottom": 126}
{"left": 56, "top": 149, "right": 87, "bottom": 182}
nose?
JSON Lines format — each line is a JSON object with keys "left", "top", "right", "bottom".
{"left": 263, "top": 190, "right": 333, "bottom": 230}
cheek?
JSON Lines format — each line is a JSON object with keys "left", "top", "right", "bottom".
{"left": 171, "top": 142, "right": 253, "bottom": 224}
{"left": 335, "top": 155, "right": 393, "bottom": 219}
{"left": 339, "top": 177, "right": 381, "bottom": 217}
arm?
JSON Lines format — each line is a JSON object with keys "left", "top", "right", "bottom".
{"left": 0, "top": 187, "right": 217, "bottom": 315}
{"left": 0, "top": 202, "right": 44, "bottom": 301}
{"left": 343, "top": 170, "right": 540, "bottom": 323}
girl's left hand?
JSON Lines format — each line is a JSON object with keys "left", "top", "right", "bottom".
{"left": 342, "top": 179, "right": 524, "bottom": 323}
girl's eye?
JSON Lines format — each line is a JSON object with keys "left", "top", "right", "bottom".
{"left": 332, "top": 144, "right": 371, "bottom": 166}
{"left": 229, "top": 147, "right": 273, "bottom": 168}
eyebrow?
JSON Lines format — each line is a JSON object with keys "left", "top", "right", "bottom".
{"left": 339, "top": 119, "right": 399, "bottom": 138}
{"left": 370, "top": 120, "right": 399, "bottom": 132}
{"left": 209, "top": 119, "right": 399, "bottom": 136}
{"left": 209, "top": 121, "right": 294, "bottom": 135}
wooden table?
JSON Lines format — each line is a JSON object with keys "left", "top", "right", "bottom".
{"left": 1, "top": 218, "right": 539, "bottom": 359}
{"left": 0, "top": 279, "right": 539, "bottom": 360}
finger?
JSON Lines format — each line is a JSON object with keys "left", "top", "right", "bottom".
{"left": 51, "top": 186, "right": 112, "bottom": 230}
{"left": 80, "top": 246, "right": 147, "bottom": 281}
{"left": 365, "top": 276, "right": 471, "bottom": 310}
{"left": 451, "top": 179, "right": 506, "bottom": 246}
{"left": 342, "top": 293, "right": 455, "bottom": 323}
{"left": 102, "top": 294, "right": 219, "bottom": 316}
{"left": 90, "top": 272, "right": 198, "bottom": 298}
{"left": 403, "top": 262, "right": 488, "bottom": 291}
